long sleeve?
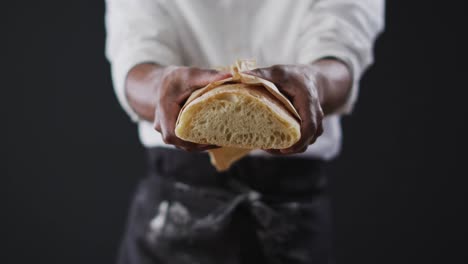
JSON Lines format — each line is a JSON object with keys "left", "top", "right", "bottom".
{"left": 105, "top": 0, "right": 182, "bottom": 121}
{"left": 296, "top": 0, "right": 385, "bottom": 114}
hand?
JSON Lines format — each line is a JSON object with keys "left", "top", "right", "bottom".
{"left": 126, "top": 60, "right": 350, "bottom": 153}
{"left": 245, "top": 64, "right": 325, "bottom": 155}
{"left": 246, "top": 59, "right": 352, "bottom": 155}
{"left": 153, "top": 66, "right": 231, "bottom": 151}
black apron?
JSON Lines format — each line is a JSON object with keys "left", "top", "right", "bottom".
{"left": 117, "top": 147, "right": 333, "bottom": 264}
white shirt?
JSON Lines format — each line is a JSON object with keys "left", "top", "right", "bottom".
{"left": 105, "top": 0, "right": 384, "bottom": 160}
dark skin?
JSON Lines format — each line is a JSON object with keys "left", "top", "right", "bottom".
{"left": 125, "top": 59, "right": 352, "bottom": 154}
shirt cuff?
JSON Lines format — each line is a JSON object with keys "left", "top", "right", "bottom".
{"left": 110, "top": 44, "right": 182, "bottom": 122}
{"left": 297, "top": 43, "right": 365, "bottom": 115}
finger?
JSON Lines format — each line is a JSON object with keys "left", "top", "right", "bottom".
{"left": 244, "top": 65, "right": 285, "bottom": 82}
{"left": 264, "top": 149, "right": 283, "bottom": 155}
{"left": 297, "top": 145, "right": 308, "bottom": 153}
{"left": 265, "top": 149, "right": 303, "bottom": 156}
{"left": 280, "top": 145, "right": 308, "bottom": 154}
{"left": 281, "top": 97, "right": 316, "bottom": 154}
{"left": 153, "top": 112, "right": 162, "bottom": 133}
{"left": 196, "top": 144, "right": 221, "bottom": 151}
{"left": 187, "top": 68, "right": 232, "bottom": 90}
{"left": 309, "top": 119, "right": 324, "bottom": 145}
{"left": 244, "top": 68, "right": 270, "bottom": 79}
{"left": 175, "top": 143, "right": 219, "bottom": 152}
{"left": 245, "top": 66, "right": 299, "bottom": 104}
{"left": 281, "top": 117, "right": 315, "bottom": 154}
{"left": 308, "top": 100, "right": 324, "bottom": 145}
{"left": 158, "top": 102, "right": 191, "bottom": 147}
{"left": 175, "top": 69, "right": 232, "bottom": 104}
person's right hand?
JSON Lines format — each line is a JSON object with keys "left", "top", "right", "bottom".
{"left": 152, "top": 66, "right": 231, "bottom": 151}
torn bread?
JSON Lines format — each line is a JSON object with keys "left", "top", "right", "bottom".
{"left": 175, "top": 83, "right": 301, "bottom": 149}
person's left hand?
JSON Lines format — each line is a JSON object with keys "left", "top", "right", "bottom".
{"left": 245, "top": 64, "right": 325, "bottom": 155}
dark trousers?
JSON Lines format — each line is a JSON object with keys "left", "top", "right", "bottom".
{"left": 117, "top": 147, "right": 333, "bottom": 264}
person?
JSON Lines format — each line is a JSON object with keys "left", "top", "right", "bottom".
{"left": 105, "top": 0, "right": 384, "bottom": 263}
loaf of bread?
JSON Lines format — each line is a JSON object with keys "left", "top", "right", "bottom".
{"left": 175, "top": 83, "right": 300, "bottom": 149}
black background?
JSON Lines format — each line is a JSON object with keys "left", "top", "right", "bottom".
{"left": 5, "top": 1, "right": 468, "bottom": 264}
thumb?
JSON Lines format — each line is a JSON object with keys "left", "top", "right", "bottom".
{"left": 188, "top": 69, "right": 232, "bottom": 88}
{"left": 243, "top": 68, "right": 271, "bottom": 80}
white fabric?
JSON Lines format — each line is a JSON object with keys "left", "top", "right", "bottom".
{"left": 105, "top": 0, "right": 385, "bottom": 160}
